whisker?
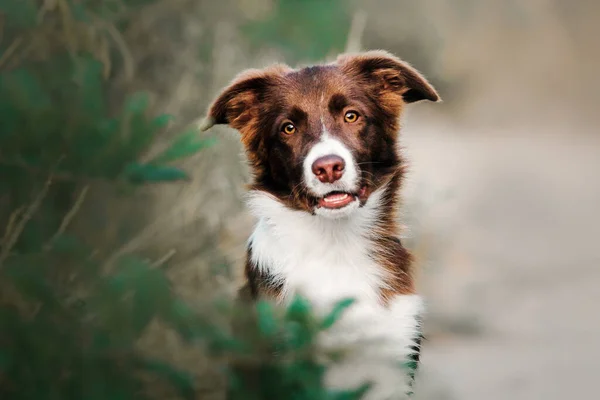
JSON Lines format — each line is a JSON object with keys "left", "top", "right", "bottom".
{"left": 356, "top": 161, "right": 386, "bottom": 166}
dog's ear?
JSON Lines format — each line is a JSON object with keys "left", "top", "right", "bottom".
{"left": 337, "top": 50, "right": 440, "bottom": 104}
{"left": 200, "top": 64, "right": 291, "bottom": 132}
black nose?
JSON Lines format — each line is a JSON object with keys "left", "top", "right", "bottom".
{"left": 311, "top": 155, "right": 345, "bottom": 183}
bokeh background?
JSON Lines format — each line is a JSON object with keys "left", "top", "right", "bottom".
{"left": 2, "top": 0, "right": 599, "bottom": 399}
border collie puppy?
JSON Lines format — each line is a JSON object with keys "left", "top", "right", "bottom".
{"left": 202, "top": 50, "right": 440, "bottom": 399}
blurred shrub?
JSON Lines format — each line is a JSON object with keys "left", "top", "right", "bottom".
{"left": 243, "top": 0, "right": 351, "bottom": 62}
{"left": 0, "top": 1, "right": 413, "bottom": 399}
{"left": 0, "top": 1, "right": 214, "bottom": 398}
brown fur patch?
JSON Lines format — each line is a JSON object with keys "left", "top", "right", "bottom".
{"left": 243, "top": 247, "right": 283, "bottom": 301}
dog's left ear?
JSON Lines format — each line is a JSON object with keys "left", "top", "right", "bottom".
{"left": 337, "top": 50, "right": 440, "bottom": 104}
{"left": 200, "top": 64, "right": 291, "bottom": 132}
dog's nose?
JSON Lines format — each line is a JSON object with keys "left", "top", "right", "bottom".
{"left": 312, "top": 155, "right": 345, "bottom": 183}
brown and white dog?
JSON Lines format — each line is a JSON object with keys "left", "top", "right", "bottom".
{"left": 202, "top": 50, "right": 440, "bottom": 399}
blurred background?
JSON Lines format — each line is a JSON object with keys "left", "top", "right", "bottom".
{"left": 1, "top": 0, "right": 599, "bottom": 399}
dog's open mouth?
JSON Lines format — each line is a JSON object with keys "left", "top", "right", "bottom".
{"left": 318, "top": 191, "right": 356, "bottom": 209}
{"left": 316, "top": 186, "right": 368, "bottom": 209}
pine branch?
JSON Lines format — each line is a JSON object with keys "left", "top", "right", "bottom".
{"left": 0, "top": 172, "right": 54, "bottom": 267}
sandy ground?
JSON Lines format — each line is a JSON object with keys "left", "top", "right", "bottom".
{"left": 402, "top": 113, "right": 600, "bottom": 399}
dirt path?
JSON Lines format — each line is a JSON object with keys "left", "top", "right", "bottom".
{"left": 403, "top": 116, "right": 600, "bottom": 399}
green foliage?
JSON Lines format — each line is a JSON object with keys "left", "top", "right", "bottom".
{"left": 152, "top": 128, "right": 217, "bottom": 164}
{"left": 243, "top": 0, "right": 351, "bottom": 62}
{"left": 0, "top": 0, "right": 38, "bottom": 29}
{"left": 0, "top": 55, "right": 183, "bottom": 182}
{"left": 226, "top": 296, "right": 372, "bottom": 400}
{"left": 0, "top": 1, "right": 209, "bottom": 398}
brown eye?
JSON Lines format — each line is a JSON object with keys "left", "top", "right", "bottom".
{"left": 344, "top": 111, "right": 359, "bottom": 123}
{"left": 282, "top": 122, "right": 296, "bottom": 135}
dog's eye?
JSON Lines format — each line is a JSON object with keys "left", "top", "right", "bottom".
{"left": 281, "top": 122, "right": 296, "bottom": 135}
{"left": 344, "top": 111, "right": 359, "bottom": 123}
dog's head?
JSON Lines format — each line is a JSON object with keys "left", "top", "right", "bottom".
{"left": 203, "top": 50, "right": 439, "bottom": 219}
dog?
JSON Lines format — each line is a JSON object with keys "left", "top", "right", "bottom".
{"left": 202, "top": 50, "right": 440, "bottom": 399}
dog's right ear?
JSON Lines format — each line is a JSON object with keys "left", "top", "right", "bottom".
{"left": 337, "top": 50, "right": 440, "bottom": 104}
{"left": 200, "top": 64, "right": 291, "bottom": 132}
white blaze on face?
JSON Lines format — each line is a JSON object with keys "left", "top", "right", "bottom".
{"left": 302, "top": 131, "right": 360, "bottom": 197}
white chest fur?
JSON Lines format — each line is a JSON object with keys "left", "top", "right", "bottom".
{"left": 246, "top": 189, "right": 423, "bottom": 399}
{"left": 249, "top": 210, "right": 386, "bottom": 308}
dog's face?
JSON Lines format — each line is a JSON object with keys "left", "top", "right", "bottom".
{"left": 203, "top": 51, "right": 439, "bottom": 218}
